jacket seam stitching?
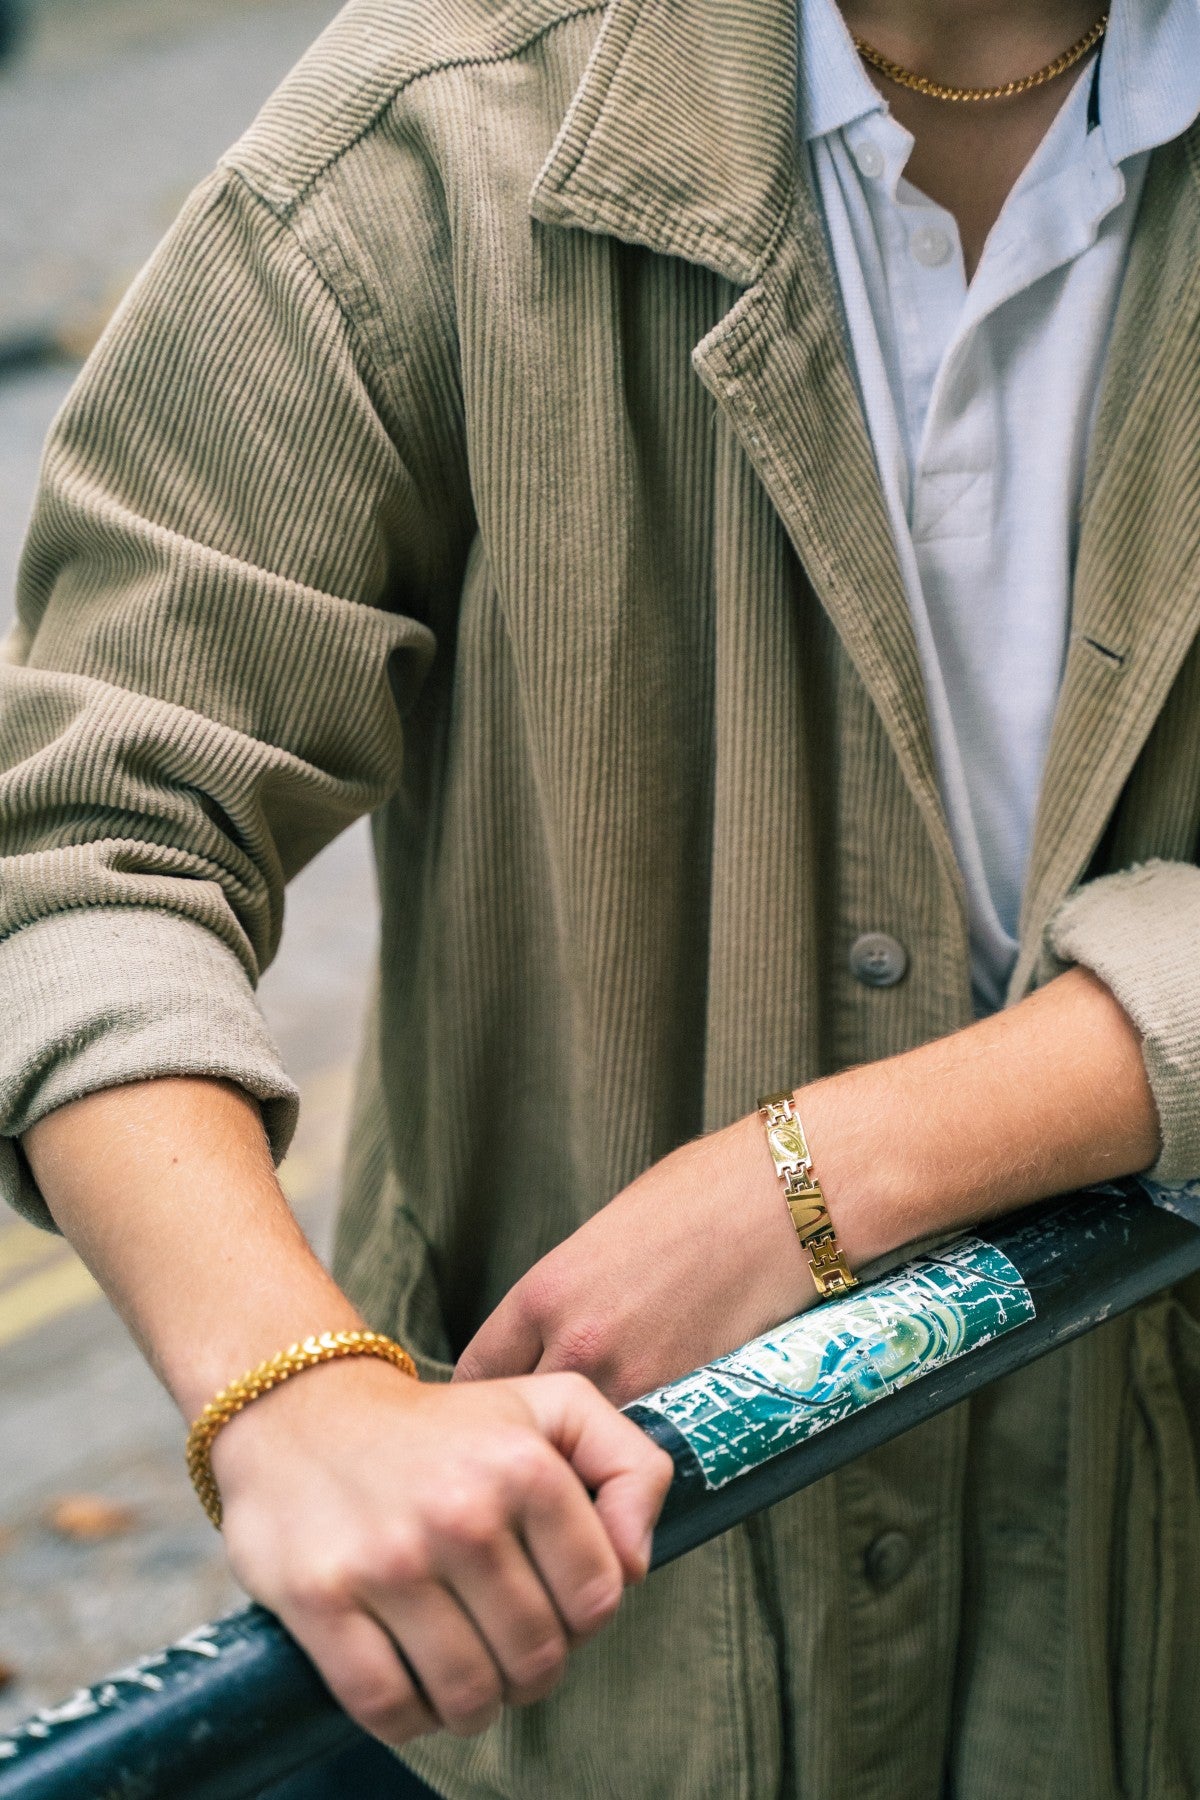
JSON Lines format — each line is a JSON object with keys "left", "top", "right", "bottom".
{"left": 0, "top": 900, "right": 258, "bottom": 980}
{"left": 530, "top": 0, "right": 637, "bottom": 193}
{"left": 239, "top": 1, "right": 606, "bottom": 223}
{"left": 532, "top": 0, "right": 793, "bottom": 282}
{"left": 1083, "top": 129, "right": 1200, "bottom": 510}
{"left": 222, "top": 166, "right": 418, "bottom": 453}
{"left": 546, "top": 168, "right": 790, "bottom": 284}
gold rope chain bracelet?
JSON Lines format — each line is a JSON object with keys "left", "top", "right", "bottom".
{"left": 853, "top": 13, "right": 1107, "bottom": 104}
{"left": 186, "top": 1329, "right": 418, "bottom": 1528}
{"left": 757, "top": 1092, "right": 857, "bottom": 1302}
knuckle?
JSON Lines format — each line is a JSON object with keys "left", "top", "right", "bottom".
{"left": 351, "top": 1680, "right": 423, "bottom": 1742}
{"left": 286, "top": 1556, "right": 357, "bottom": 1618}
{"left": 372, "top": 1527, "right": 431, "bottom": 1589}
{"left": 436, "top": 1485, "right": 504, "bottom": 1553}
{"left": 509, "top": 1634, "right": 568, "bottom": 1694}
{"left": 541, "top": 1318, "right": 610, "bottom": 1376}
{"left": 515, "top": 1264, "right": 562, "bottom": 1327}
{"left": 441, "top": 1668, "right": 504, "bottom": 1733}
{"left": 569, "top": 1571, "right": 623, "bottom": 1634}
{"left": 552, "top": 1368, "right": 598, "bottom": 1403}
{"left": 453, "top": 1345, "right": 484, "bottom": 1383}
{"left": 501, "top": 1434, "right": 564, "bottom": 1505}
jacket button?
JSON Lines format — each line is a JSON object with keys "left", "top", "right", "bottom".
{"left": 864, "top": 1529, "right": 914, "bottom": 1591}
{"left": 849, "top": 932, "right": 908, "bottom": 988}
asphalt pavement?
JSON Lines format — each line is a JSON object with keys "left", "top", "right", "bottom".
{"left": 0, "top": 0, "right": 338, "bottom": 348}
{"left": 0, "top": 0, "right": 379, "bottom": 1735}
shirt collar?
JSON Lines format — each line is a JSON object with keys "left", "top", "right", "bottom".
{"left": 1098, "top": 0, "right": 1200, "bottom": 165}
{"left": 798, "top": 0, "right": 1200, "bottom": 165}
{"left": 797, "top": 0, "right": 883, "bottom": 141}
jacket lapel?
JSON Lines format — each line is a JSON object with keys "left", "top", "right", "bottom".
{"left": 531, "top": 0, "right": 797, "bottom": 286}
{"left": 531, "top": 0, "right": 962, "bottom": 893}
{"left": 1013, "top": 125, "right": 1200, "bottom": 995}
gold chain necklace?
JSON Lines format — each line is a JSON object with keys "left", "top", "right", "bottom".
{"left": 852, "top": 13, "right": 1108, "bottom": 103}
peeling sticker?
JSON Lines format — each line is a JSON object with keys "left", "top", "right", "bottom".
{"left": 1143, "top": 1177, "right": 1200, "bottom": 1229}
{"left": 635, "top": 1237, "right": 1035, "bottom": 1489}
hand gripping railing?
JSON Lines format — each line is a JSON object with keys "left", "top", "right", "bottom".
{"left": 2, "top": 1179, "right": 1199, "bottom": 1800}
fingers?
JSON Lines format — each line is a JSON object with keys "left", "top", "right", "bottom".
{"left": 520, "top": 1372, "right": 675, "bottom": 1581}
{"left": 285, "top": 1569, "right": 515, "bottom": 1742}
{"left": 285, "top": 1605, "right": 438, "bottom": 1747}
{"left": 276, "top": 1531, "right": 571, "bottom": 1744}
{"left": 368, "top": 1580, "right": 507, "bottom": 1737}
{"left": 509, "top": 1444, "right": 628, "bottom": 1640}
{"left": 222, "top": 1367, "right": 671, "bottom": 1755}
{"left": 429, "top": 1527, "right": 570, "bottom": 1705}
{"left": 454, "top": 1291, "right": 544, "bottom": 1382}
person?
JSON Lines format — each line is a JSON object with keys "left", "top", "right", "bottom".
{"left": 3, "top": 0, "right": 1199, "bottom": 1794}
{"left": 0, "top": 0, "right": 23, "bottom": 64}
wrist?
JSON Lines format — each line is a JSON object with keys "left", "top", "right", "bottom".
{"left": 787, "top": 1075, "right": 909, "bottom": 1271}
{"left": 735, "top": 1108, "right": 819, "bottom": 1317}
{"left": 162, "top": 1273, "right": 367, "bottom": 1423}
{"left": 751, "top": 1087, "right": 867, "bottom": 1309}
{"left": 201, "top": 1334, "right": 419, "bottom": 1524}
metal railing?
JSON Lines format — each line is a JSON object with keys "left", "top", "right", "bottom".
{"left": 2, "top": 1179, "right": 1199, "bottom": 1800}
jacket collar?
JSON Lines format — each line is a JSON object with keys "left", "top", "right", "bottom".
{"left": 1013, "top": 123, "right": 1200, "bottom": 993}
{"left": 530, "top": 0, "right": 799, "bottom": 286}
{"left": 535, "top": 1, "right": 1200, "bottom": 986}
{"left": 531, "top": 0, "right": 963, "bottom": 911}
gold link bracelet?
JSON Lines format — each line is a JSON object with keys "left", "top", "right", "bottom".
{"left": 186, "top": 1329, "right": 418, "bottom": 1528}
{"left": 757, "top": 1092, "right": 857, "bottom": 1301}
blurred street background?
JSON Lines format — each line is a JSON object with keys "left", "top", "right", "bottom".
{"left": 0, "top": 0, "right": 379, "bottom": 1732}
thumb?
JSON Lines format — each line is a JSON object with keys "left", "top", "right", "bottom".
{"left": 519, "top": 1372, "right": 674, "bottom": 1580}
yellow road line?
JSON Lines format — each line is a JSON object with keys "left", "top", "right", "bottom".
{"left": 0, "top": 1254, "right": 100, "bottom": 1352}
{"left": 291, "top": 1064, "right": 353, "bottom": 1115}
{"left": 0, "top": 1060, "right": 354, "bottom": 1352}
{"left": 278, "top": 1150, "right": 321, "bottom": 1206}
{"left": 0, "top": 1219, "right": 64, "bottom": 1282}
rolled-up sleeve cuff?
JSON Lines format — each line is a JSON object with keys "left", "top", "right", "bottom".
{"left": 1043, "top": 860, "right": 1200, "bottom": 1184}
{"left": 0, "top": 907, "right": 299, "bottom": 1227}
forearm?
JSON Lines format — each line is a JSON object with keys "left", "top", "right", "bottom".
{"left": 460, "top": 966, "right": 1165, "bottom": 1399}
{"left": 22, "top": 1076, "right": 362, "bottom": 1420}
{"left": 805, "top": 965, "right": 1162, "bottom": 1269}
{"left": 21, "top": 1074, "right": 671, "bottom": 1748}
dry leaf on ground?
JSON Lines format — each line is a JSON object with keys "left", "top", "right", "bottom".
{"left": 0, "top": 1657, "right": 16, "bottom": 1694}
{"left": 44, "top": 1495, "right": 138, "bottom": 1542}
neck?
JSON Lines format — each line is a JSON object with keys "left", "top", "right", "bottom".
{"left": 838, "top": 0, "right": 1105, "bottom": 87}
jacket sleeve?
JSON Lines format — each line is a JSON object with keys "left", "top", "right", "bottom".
{"left": 1043, "top": 859, "right": 1200, "bottom": 1183}
{"left": 0, "top": 165, "right": 447, "bottom": 1225}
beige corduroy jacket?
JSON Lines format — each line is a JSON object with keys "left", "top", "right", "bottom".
{"left": 4, "top": 3, "right": 1200, "bottom": 1796}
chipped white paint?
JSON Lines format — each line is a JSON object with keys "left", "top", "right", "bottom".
{"left": 0, "top": 1622, "right": 222, "bottom": 1758}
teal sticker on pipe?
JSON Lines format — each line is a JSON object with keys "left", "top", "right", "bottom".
{"left": 635, "top": 1237, "right": 1035, "bottom": 1490}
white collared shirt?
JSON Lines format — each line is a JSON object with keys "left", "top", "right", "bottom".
{"left": 799, "top": 0, "right": 1200, "bottom": 1012}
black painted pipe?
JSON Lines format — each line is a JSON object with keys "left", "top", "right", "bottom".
{"left": 2, "top": 1180, "right": 1198, "bottom": 1800}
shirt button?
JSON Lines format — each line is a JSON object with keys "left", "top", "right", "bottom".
{"left": 864, "top": 1529, "right": 914, "bottom": 1591}
{"left": 911, "top": 223, "right": 952, "bottom": 267}
{"left": 853, "top": 141, "right": 884, "bottom": 179}
{"left": 849, "top": 932, "right": 909, "bottom": 988}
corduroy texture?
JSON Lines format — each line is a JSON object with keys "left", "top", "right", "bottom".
{"left": 1045, "top": 861, "right": 1200, "bottom": 1182}
{"left": 3, "top": 3, "right": 1200, "bottom": 1796}
{"left": 0, "top": 908, "right": 299, "bottom": 1216}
